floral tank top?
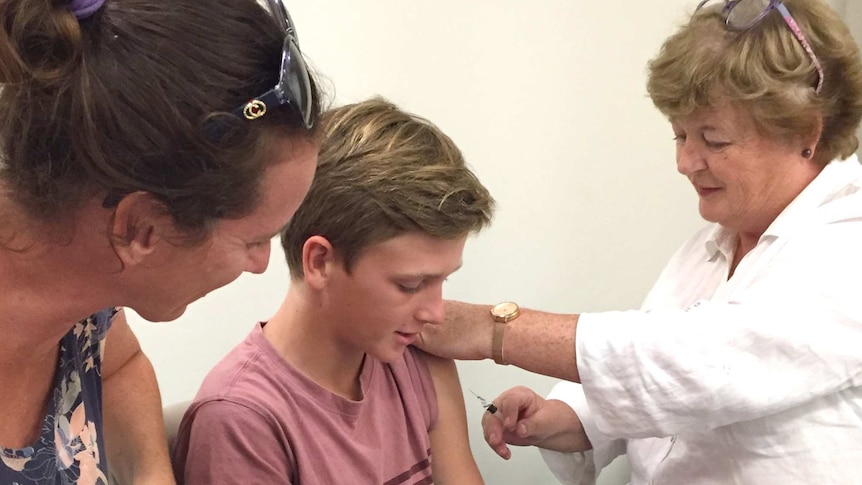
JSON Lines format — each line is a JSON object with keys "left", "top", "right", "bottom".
{"left": 0, "top": 308, "right": 115, "bottom": 485}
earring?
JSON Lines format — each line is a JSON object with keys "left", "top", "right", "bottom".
{"left": 802, "top": 148, "right": 813, "bottom": 159}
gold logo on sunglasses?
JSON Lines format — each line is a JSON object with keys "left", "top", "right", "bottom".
{"left": 242, "top": 99, "right": 267, "bottom": 120}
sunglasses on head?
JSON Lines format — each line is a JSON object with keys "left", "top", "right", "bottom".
{"left": 231, "top": 0, "right": 315, "bottom": 129}
{"left": 104, "top": 1, "right": 315, "bottom": 209}
{"left": 696, "top": 0, "right": 824, "bottom": 94}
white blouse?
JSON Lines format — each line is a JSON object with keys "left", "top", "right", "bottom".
{"left": 542, "top": 156, "right": 862, "bottom": 484}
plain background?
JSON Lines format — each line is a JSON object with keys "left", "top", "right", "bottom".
{"left": 129, "top": 1, "right": 861, "bottom": 483}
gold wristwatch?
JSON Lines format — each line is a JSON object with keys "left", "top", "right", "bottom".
{"left": 490, "top": 302, "right": 520, "bottom": 365}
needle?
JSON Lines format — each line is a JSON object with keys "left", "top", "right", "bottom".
{"left": 468, "top": 389, "right": 497, "bottom": 414}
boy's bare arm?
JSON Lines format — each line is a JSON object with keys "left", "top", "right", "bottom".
{"left": 424, "top": 353, "right": 485, "bottom": 485}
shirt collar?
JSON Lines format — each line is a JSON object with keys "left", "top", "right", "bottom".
{"left": 764, "top": 154, "right": 862, "bottom": 238}
{"left": 703, "top": 154, "right": 862, "bottom": 260}
{"left": 704, "top": 225, "right": 735, "bottom": 262}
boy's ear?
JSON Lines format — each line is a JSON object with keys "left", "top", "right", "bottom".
{"left": 302, "top": 235, "right": 338, "bottom": 289}
{"left": 108, "top": 192, "right": 174, "bottom": 267}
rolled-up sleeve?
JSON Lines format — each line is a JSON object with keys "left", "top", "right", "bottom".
{"left": 539, "top": 381, "right": 626, "bottom": 485}
{"left": 576, "top": 223, "right": 862, "bottom": 439}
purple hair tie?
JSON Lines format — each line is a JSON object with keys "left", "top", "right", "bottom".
{"left": 68, "top": 0, "right": 105, "bottom": 19}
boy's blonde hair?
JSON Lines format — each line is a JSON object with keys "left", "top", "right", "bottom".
{"left": 282, "top": 98, "right": 494, "bottom": 278}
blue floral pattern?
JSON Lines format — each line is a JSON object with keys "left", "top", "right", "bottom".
{"left": 0, "top": 309, "right": 114, "bottom": 485}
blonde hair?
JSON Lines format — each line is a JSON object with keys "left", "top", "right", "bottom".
{"left": 647, "top": 0, "right": 862, "bottom": 163}
{"left": 281, "top": 97, "right": 494, "bottom": 278}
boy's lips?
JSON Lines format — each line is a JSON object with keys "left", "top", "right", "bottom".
{"left": 396, "top": 331, "right": 418, "bottom": 345}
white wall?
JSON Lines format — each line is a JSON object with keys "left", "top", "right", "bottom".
{"left": 128, "top": 1, "right": 860, "bottom": 484}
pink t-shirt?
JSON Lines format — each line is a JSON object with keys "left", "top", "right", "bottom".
{"left": 172, "top": 322, "right": 438, "bottom": 484}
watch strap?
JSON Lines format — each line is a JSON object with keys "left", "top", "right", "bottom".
{"left": 492, "top": 321, "right": 508, "bottom": 365}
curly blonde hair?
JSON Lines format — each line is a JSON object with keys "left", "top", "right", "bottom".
{"left": 647, "top": 0, "right": 862, "bottom": 164}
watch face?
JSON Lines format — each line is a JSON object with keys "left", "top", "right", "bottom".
{"left": 492, "top": 302, "right": 518, "bottom": 318}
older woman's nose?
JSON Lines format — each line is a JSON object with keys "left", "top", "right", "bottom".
{"left": 676, "top": 140, "right": 706, "bottom": 176}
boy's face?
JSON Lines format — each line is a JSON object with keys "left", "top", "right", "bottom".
{"left": 325, "top": 231, "right": 467, "bottom": 363}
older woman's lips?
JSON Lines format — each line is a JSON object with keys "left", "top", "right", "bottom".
{"left": 695, "top": 185, "right": 721, "bottom": 197}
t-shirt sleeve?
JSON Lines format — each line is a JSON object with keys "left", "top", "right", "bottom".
{"left": 174, "top": 399, "right": 294, "bottom": 484}
{"left": 403, "top": 347, "right": 439, "bottom": 431}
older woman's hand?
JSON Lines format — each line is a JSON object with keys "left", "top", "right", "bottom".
{"left": 416, "top": 300, "right": 495, "bottom": 360}
{"left": 481, "top": 386, "right": 592, "bottom": 459}
{"left": 418, "top": 301, "right": 583, "bottom": 382}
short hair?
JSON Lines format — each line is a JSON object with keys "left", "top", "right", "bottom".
{"left": 0, "top": 0, "right": 321, "bottom": 238}
{"left": 647, "top": 0, "right": 862, "bottom": 164}
{"left": 282, "top": 98, "right": 494, "bottom": 278}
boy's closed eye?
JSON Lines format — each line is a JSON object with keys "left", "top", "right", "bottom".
{"left": 395, "top": 277, "right": 451, "bottom": 294}
{"left": 397, "top": 281, "right": 425, "bottom": 294}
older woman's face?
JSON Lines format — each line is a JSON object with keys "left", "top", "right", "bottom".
{"left": 671, "top": 102, "right": 822, "bottom": 238}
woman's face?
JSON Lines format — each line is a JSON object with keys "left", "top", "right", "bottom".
{"left": 671, "top": 102, "right": 823, "bottom": 238}
{"left": 131, "top": 137, "right": 318, "bottom": 322}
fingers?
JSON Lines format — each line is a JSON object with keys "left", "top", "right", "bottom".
{"left": 482, "top": 411, "right": 511, "bottom": 459}
{"left": 417, "top": 300, "right": 497, "bottom": 360}
{"left": 497, "top": 386, "right": 540, "bottom": 425}
{"left": 480, "top": 386, "right": 543, "bottom": 459}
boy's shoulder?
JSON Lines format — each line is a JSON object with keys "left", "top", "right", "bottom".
{"left": 189, "top": 322, "right": 285, "bottom": 412}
